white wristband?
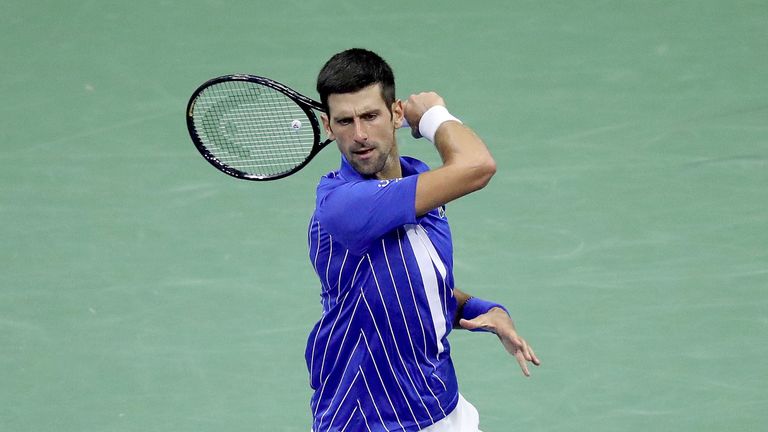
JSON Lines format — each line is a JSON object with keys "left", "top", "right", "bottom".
{"left": 418, "top": 105, "right": 462, "bottom": 143}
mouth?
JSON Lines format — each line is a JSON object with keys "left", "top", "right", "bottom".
{"left": 352, "top": 147, "right": 375, "bottom": 159}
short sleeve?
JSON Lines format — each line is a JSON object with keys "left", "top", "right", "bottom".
{"left": 316, "top": 175, "right": 419, "bottom": 254}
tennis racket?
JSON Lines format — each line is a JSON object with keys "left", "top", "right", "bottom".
{"left": 185, "top": 74, "right": 328, "bottom": 181}
{"left": 186, "top": 74, "right": 409, "bottom": 181}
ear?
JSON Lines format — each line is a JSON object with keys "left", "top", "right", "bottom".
{"left": 321, "top": 113, "right": 335, "bottom": 140}
{"left": 392, "top": 99, "right": 404, "bottom": 128}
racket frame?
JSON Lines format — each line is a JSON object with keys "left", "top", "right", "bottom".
{"left": 186, "top": 74, "right": 333, "bottom": 181}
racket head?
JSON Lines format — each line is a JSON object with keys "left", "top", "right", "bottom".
{"left": 186, "top": 74, "right": 328, "bottom": 181}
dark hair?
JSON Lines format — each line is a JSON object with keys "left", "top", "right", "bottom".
{"left": 316, "top": 48, "right": 396, "bottom": 114}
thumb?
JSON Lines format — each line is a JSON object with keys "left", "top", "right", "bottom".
{"left": 459, "top": 318, "right": 484, "bottom": 331}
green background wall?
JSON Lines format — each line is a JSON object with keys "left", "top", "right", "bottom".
{"left": 2, "top": 1, "right": 766, "bottom": 430}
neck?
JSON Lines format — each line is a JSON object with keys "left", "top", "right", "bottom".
{"left": 374, "top": 143, "right": 402, "bottom": 180}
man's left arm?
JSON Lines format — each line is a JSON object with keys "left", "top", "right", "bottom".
{"left": 453, "top": 288, "right": 541, "bottom": 377}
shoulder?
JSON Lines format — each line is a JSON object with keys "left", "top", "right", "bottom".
{"left": 318, "top": 169, "right": 343, "bottom": 186}
{"left": 314, "top": 169, "right": 345, "bottom": 202}
{"left": 401, "top": 156, "right": 431, "bottom": 175}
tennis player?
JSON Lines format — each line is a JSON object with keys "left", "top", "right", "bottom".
{"left": 306, "top": 48, "right": 540, "bottom": 432}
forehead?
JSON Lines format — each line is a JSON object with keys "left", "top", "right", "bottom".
{"left": 327, "top": 83, "right": 387, "bottom": 117}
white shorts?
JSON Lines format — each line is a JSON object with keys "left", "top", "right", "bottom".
{"left": 420, "top": 394, "right": 482, "bottom": 432}
{"left": 310, "top": 394, "right": 481, "bottom": 432}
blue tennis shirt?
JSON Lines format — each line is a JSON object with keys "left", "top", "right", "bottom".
{"left": 306, "top": 156, "right": 459, "bottom": 432}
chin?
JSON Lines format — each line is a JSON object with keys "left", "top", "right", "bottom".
{"left": 352, "top": 159, "right": 386, "bottom": 177}
{"left": 353, "top": 165, "right": 379, "bottom": 176}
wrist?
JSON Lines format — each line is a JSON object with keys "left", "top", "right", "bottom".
{"left": 418, "top": 105, "right": 462, "bottom": 143}
{"left": 461, "top": 297, "right": 509, "bottom": 333}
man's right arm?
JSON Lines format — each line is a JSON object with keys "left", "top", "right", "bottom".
{"left": 403, "top": 92, "right": 497, "bottom": 216}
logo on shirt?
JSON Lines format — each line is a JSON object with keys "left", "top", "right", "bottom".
{"left": 438, "top": 205, "right": 446, "bottom": 219}
{"left": 377, "top": 178, "right": 403, "bottom": 188}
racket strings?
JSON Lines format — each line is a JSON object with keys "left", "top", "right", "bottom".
{"left": 192, "top": 80, "right": 316, "bottom": 177}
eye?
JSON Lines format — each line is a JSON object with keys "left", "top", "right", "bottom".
{"left": 336, "top": 118, "right": 352, "bottom": 126}
{"left": 362, "top": 113, "right": 378, "bottom": 121}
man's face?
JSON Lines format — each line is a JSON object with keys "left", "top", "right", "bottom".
{"left": 322, "top": 84, "right": 404, "bottom": 179}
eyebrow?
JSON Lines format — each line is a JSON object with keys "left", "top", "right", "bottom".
{"left": 332, "top": 108, "right": 382, "bottom": 123}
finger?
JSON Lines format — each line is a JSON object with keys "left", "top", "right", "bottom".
{"left": 520, "top": 339, "right": 533, "bottom": 362}
{"left": 515, "top": 351, "right": 530, "bottom": 377}
{"left": 528, "top": 345, "right": 541, "bottom": 366}
{"left": 401, "top": 101, "right": 420, "bottom": 138}
{"left": 517, "top": 338, "right": 541, "bottom": 367}
{"left": 500, "top": 333, "right": 523, "bottom": 356}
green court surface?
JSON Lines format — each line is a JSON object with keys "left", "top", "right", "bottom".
{"left": 1, "top": 1, "right": 766, "bottom": 431}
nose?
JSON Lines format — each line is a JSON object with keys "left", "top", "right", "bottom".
{"left": 353, "top": 119, "right": 367, "bottom": 142}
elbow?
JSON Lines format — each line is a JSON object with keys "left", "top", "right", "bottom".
{"left": 471, "top": 156, "right": 496, "bottom": 191}
{"left": 481, "top": 157, "right": 497, "bottom": 186}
